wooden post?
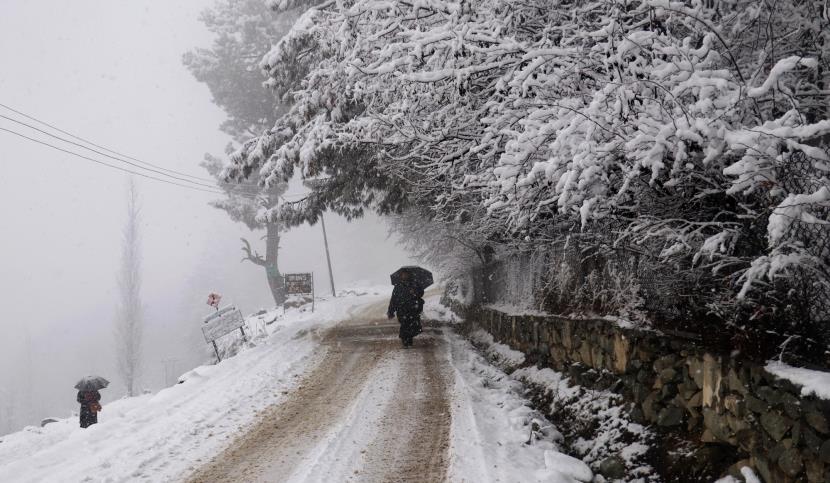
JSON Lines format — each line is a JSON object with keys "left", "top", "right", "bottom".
{"left": 240, "top": 326, "right": 247, "bottom": 341}
{"left": 320, "top": 214, "right": 336, "bottom": 297}
{"left": 212, "top": 340, "right": 221, "bottom": 362}
{"left": 311, "top": 272, "right": 315, "bottom": 312}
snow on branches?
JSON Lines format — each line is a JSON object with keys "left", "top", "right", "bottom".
{"left": 229, "top": 0, "right": 829, "bottom": 334}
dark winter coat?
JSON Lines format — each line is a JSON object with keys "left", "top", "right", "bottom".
{"left": 78, "top": 390, "right": 101, "bottom": 428}
{"left": 388, "top": 283, "right": 425, "bottom": 342}
{"left": 387, "top": 283, "right": 424, "bottom": 318}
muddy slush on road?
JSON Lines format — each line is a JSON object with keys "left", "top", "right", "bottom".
{"left": 187, "top": 299, "right": 452, "bottom": 483}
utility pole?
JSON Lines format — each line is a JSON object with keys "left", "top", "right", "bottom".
{"left": 319, "top": 213, "right": 336, "bottom": 297}
{"left": 302, "top": 178, "right": 337, "bottom": 297}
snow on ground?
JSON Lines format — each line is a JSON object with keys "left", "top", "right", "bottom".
{"left": 422, "top": 286, "right": 461, "bottom": 323}
{"left": 515, "top": 367, "right": 656, "bottom": 480}
{"left": 468, "top": 329, "right": 526, "bottom": 369}
{"left": 714, "top": 466, "right": 761, "bottom": 483}
{"left": 463, "top": 326, "right": 657, "bottom": 482}
{"left": 0, "top": 287, "right": 636, "bottom": 483}
{"left": 445, "top": 331, "right": 593, "bottom": 483}
{"left": 482, "top": 303, "right": 549, "bottom": 317}
{"left": 283, "top": 353, "right": 404, "bottom": 482}
{"left": 765, "top": 360, "right": 830, "bottom": 400}
{"left": 0, "top": 288, "right": 389, "bottom": 483}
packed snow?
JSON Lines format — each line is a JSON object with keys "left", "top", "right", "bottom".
{"left": 765, "top": 360, "right": 830, "bottom": 400}
{"left": 445, "top": 331, "right": 593, "bottom": 483}
{"left": 468, "top": 329, "right": 526, "bottom": 369}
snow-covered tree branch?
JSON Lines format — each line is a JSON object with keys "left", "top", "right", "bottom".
{"left": 227, "top": 0, "right": 829, "bottom": 363}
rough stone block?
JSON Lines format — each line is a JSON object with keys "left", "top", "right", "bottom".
{"left": 579, "top": 343, "right": 592, "bottom": 367}
{"left": 687, "top": 408, "right": 702, "bottom": 431}
{"left": 727, "top": 367, "right": 748, "bottom": 395}
{"left": 688, "top": 391, "right": 703, "bottom": 408}
{"left": 598, "top": 456, "right": 626, "bottom": 480}
{"left": 657, "top": 406, "right": 684, "bottom": 427}
{"left": 801, "top": 426, "right": 823, "bottom": 456}
{"left": 778, "top": 447, "right": 803, "bottom": 477}
{"left": 612, "top": 333, "right": 629, "bottom": 374}
{"left": 660, "top": 383, "right": 678, "bottom": 401}
{"left": 805, "top": 410, "right": 829, "bottom": 435}
{"left": 804, "top": 457, "right": 825, "bottom": 483}
{"left": 703, "top": 407, "right": 735, "bottom": 444}
{"left": 659, "top": 368, "right": 677, "bottom": 384}
{"left": 762, "top": 411, "right": 794, "bottom": 441}
{"left": 724, "top": 394, "right": 745, "bottom": 418}
{"left": 653, "top": 354, "right": 678, "bottom": 372}
{"left": 737, "top": 428, "right": 762, "bottom": 453}
{"left": 643, "top": 392, "right": 660, "bottom": 422}
{"left": 752, "top": 455, "right": 773, "bottom": 483}
{"left": 821, "top": 440, "right": 830, "bottom": 463}
{"left": 727, "top": 413, "right": 750, "bottom": 434}
{"left": 780, "top": 392, "right": 801, "bottom": 420}
{"left": 590, "top": 345, "right": 604, "bottom": 370}
{"left": 746, "top": 394, "right": 770, "bottom": 414}
{"left": 758, "top": 385, "right": 785, "bottom": 405}
{"left": 702, "top": 353, "right": 723, "bottom": 408}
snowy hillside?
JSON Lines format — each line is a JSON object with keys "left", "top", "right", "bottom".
{"left": 0, "top": 289, "right": 600, "bottom": 483}
{"left": 0, "top": 290, "right": 387, "bottom": 482}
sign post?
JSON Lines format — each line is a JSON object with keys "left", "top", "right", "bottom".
{"left": 202, "top": 305, "right": 246, "bottom": 362}
{"left": 283, "top": 272, "right": 315, "bottom": 312}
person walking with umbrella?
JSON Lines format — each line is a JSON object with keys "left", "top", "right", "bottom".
{"left": 388, "top": 266, "right": 432, "bottom": 347}
{"left": 75, "top": 376, "right": 108, "bottom": 428}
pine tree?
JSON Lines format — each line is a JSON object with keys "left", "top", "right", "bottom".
{"left": 116, "top": 177, "right": 143, "bottom": 397}
{"left": 184, "top": 0, "right": 302, "bottom": 305}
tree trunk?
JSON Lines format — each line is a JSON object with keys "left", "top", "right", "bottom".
{"left": 264, "top": 222, "right": 286, "bottom": 305}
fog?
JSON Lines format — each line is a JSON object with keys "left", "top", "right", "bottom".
{"left": 0, "top": 0, "right": 415, "bottom": 435}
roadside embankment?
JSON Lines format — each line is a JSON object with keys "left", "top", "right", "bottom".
{"left": 454, "top": 303, "right": 830, "bottom": 482}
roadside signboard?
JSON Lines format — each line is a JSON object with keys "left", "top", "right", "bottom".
{"left": 284, "top": 272, "right": 315, "bottom": 312}
{"left": 202, "top": 305, "right": 246, "bottom": 361}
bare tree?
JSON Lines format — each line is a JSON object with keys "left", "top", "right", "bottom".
{"left": 115, "top": 177, "right": 143, "bottom": 396}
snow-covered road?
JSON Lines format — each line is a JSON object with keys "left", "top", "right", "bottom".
{"left": 188, "top": 299, "right": 451, "bottom": 482}
{"left": 0, "top": 289, "right": 594, "bottom": 482}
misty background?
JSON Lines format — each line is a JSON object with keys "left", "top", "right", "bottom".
{"left": 0, "top": 0, "right": 415, "bottom": 435}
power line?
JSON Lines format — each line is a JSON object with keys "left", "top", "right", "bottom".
{"left": 0, "top": 102, "right": 276, "bottom": 199}
{"left": 0, "top": 113, "right": 226, "bottom": 190}
{"left": 0, "top": 102, "right": 218, "bottom": 184}
{"left": 0, "top": 126, "right": 228, "bottom": 195}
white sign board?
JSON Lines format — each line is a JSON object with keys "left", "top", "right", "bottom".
{"left": 202, "top": 305, "right": 245, "bottom": 343}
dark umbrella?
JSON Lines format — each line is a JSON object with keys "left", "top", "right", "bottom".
{"left": 391, "top": 266, "right": 433, "bottom": 289}
{"left": 74, "top": 376, "right": 109, "bottom": 391}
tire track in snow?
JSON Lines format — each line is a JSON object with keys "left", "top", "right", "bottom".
{"left": 187, "top": 301, "right": 451, "bottom": 483}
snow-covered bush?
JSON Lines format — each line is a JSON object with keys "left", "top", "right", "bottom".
{"left": 225, "top": 0, "right": 830, "bottom": 364}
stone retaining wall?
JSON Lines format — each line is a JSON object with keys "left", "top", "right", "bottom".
{"left": 461, "top": 306, "right": 830, "bottom": 482}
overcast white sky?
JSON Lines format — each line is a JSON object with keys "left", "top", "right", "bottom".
{"left": 0, "top": 0, "right": 415, "bottom": 433}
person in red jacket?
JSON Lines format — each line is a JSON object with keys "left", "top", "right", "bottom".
{"left": 77, "top": 390, "right": 101, "bottom": 428}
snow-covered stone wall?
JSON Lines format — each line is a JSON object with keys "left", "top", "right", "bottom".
{"left": 459, "top": 306, "right": 830, "bottom": 482}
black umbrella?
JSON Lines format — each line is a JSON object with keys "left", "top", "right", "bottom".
{"left": 391, "top": 266, "right": 433, "bottom": 289}
{"left": 74, "top": 376, "right": 109, "bottom": 392}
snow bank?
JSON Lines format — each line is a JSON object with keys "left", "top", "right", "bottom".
{"left": 423, "top": 290, "right": 462, "bottom": 323}
{"left": 515, "top": 366, "right": 656, "bottom": 478}
{"left": 445, "top": 332, "right": 593, "bottom": 483}
{"left": 469, "top": 329, "right": 526, "bottom": 369}
{"left": 0, "top": 289, "right": 389, "bottom": 483}
{"left": 483, "top": 302, "right": 549, "bottom": 317}
{"left": 465, "top": 327, "right": 656, "bottom": 480}
{"left": 765, "top": 361, "right": 830, "bottom": 400}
